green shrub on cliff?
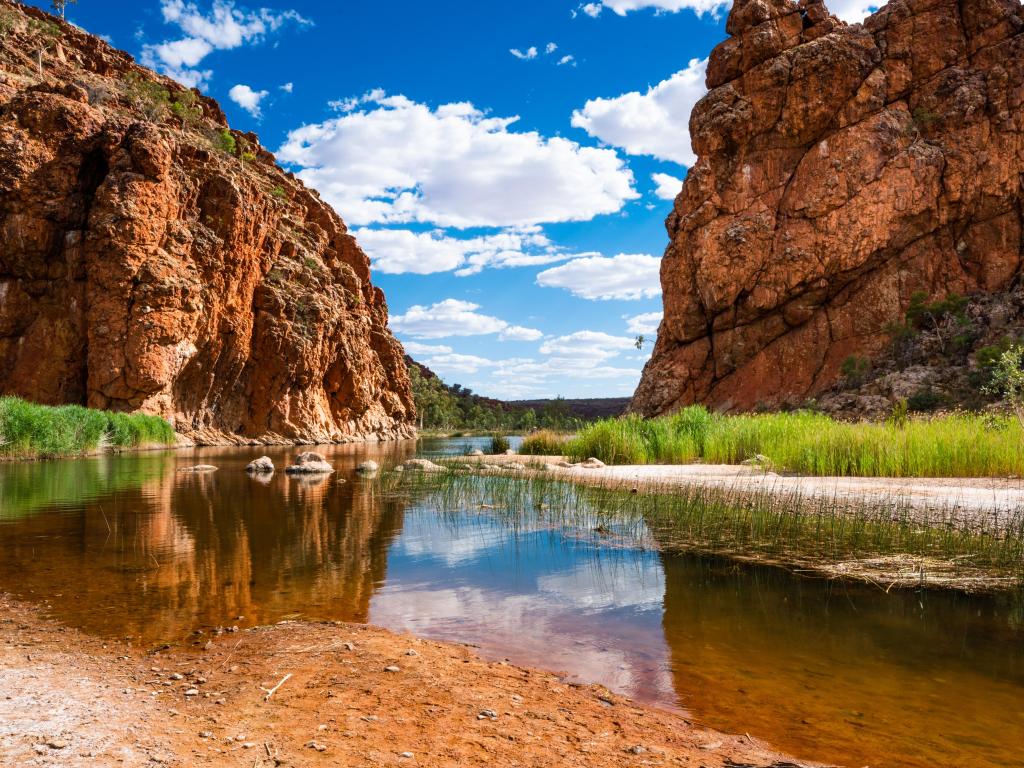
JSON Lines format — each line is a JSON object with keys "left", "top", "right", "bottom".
{"left": 0, "top": 397, "right": 175, "bottom": 459}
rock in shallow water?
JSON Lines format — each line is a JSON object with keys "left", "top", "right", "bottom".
{"left": 245, "top": 456, "right": 275, "bottom": 474}
{"left": 285, "top": 451, "right": 334, "bottom": 475}
{"left": 178, "top": 465, "right": 218, "bottom": 473}
{"left": 402, "top": 459, "right": 446, "bottom": 473}
{"left": 357, "top": 460, "right": 380, "bottom": 474}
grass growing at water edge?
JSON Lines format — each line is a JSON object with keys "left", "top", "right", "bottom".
{"left": 523, "top": 407, "right": 1024, "bottom": 478}
{"left": 383, "top": 470, "right": 1024, "bottom": 589}
{"left": 0, "top": 397, "right": 176, "bottom": 459}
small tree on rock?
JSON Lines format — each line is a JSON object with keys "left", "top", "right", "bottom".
{"left": 51, "top": 1, "right": 77, "bottom": 19}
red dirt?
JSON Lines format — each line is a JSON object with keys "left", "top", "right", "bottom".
{"left": 0, "top": 595, "right": 820, "bottom": 767}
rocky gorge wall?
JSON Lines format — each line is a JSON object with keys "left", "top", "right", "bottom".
{"left": 632, "top": 0, "right": 1024, "bottom": 415}
{"left": 0, "top": 2, "right": 414, "bottom": 444}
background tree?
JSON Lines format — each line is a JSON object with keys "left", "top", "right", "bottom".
{"left": 984, "top": 345, "right": 1024, "bottom": 427}
{"left": 51, "top": 0, "right": 77, "bottom": 19}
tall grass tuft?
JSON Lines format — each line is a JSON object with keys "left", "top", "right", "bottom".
{"left": 0, "top": 397, "right": 176, "bottom": 459}
{"left": 546, "top": 407, "right": 1024, "bottom": 478}
{"left": 519, "top": 429, "right": 570, "bottom": 455}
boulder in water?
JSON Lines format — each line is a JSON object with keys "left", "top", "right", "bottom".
{"left": 245, "top": 456, "right": 275, "bottom": 474}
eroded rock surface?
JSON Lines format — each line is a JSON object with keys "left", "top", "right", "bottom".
{"left": 0, "top": 2, "right": 414, "bottom": 443}
{"left": 633, "top": 0, "right": 1024, "bottom": 414}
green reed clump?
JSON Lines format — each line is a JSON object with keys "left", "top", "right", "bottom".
{"left": 382, "top": 470, "right": 1024, "bottom": 586}
{"left": 519, "top": 429, "right": 571, "bottom": 455}
{"left": 557, "top": 407, "right": 1024, "bottom": 477}
{"left": 0, "top": 397, "right": 176, "bottom": 459}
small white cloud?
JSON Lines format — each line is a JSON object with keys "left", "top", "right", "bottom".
{"left": 354, "top": 227, "right": 572, "bottom": 276}
{"left": 401, "top": 341, "right": 454, "bottom": 357}
{"left": 578, "top": 0, "right": 727, "bottom": 17}
{"left": 141, "top": 0, "right": 311, "bottom": 88}
{"left": 391, "top": 299, "right": 541, "bottom": 341}
{"left": 537, "top": 254, "right": 661, "bottom": 301}
{"left": 280, "top": 82, "right": 293, "bottom": 93}
{"left": 228, "top": 84, "right": 269, "bottom": 117}
{"left": 510, "top": 46, "right": 538, "bottom": 60}
{"left": 278, "top": 92, "right": 637, "bottom": 228}
{"left": 828, "top": 0, "right": 880, "bottom": 22}
{"left": 499, "top": 326, "right": 544, "bottom": 342}
{"left": 545, "top": 42, "right": 558, "bottom": 54}
{"left": 557, "top": 55, "right": 576, "bottom": 67}
{"left": 421, "top": 353, "right": 499, "bottom": 375}
{"left": 539, "top": 331, "right": 637, "bottom": 361}
{"left": 651, "top": 172, "right": 683, "bottom": 200}
{"left": 572, "top": 58, "right": 708, "bottom": 167}
{"left": 624, "top": 311, "right": 662, "bottom": 335}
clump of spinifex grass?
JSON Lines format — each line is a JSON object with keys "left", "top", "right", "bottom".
{"left": 0, "top": 397, "right": 176, "bottom": 459}
{"left": 382, "top": 470, "right": 1024, "bottom": 588}
{"left": 532, "top": 407, "right": 1024, "bottom": 478}
{"left": 519, "top": 429, "right": 571, "bottom": 455}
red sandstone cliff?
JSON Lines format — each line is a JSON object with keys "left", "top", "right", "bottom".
{"left": 0, "top": 1, "right": 414, "bottom": 443}
{"left": 632, "top": 0, "right": 1024, "bottom": 415}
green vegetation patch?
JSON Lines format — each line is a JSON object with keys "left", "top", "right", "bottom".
{"left": 522, "top": 406, "right": 1024, "bottom": 478}
{"left": 0, "top": 397, "right": 176, "bottom": 459}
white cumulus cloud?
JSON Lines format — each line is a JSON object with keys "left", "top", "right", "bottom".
{"left": 510, "top": 46, "right": 538, "bottom": 60}
{"left": 391, "top": 299, "right": 542, "bottom": 341}
{"left": 539, "top": 331, "right": 637, "bottom": 362}
{"left": 278, "top": 92, "right": 637, "bottom": 228}
{"left": 624, "top": 311, "right": 662, "bottom": 335}
{"left": 578, "top": 0, "right": 728, "bottom": 18}
{"left": 572, "top": 58, "right": 707, "bottom": 167}
{"left": 353, "top": 227, "right": 573, "bottom": 276}
{"left": 651, "top": 172, "right": 683, "bottom": 200}
{"left": 828, "top": 0, "right": 880, "bottom": 22}
{"left": 401, "top": 341, "right": 453, "bottom": 357}
{"left": 536, "top": 254, "right": 661, "bottom": 301}
{"left": 141, "top": 0, "right": 310, "bottom": 89}
{"left": 228, "top": 84, "right": 268, "bottom": 117}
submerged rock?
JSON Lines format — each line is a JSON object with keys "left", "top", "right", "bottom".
{"left": 356, "top": 460, "right": 380, "bottom": 474}
{"left": 245, "top": 456, "right": 275, "bottom": 474}
{"left": 178, "top": 465, "right": 218, "bottom": 473}
{"left": 402, "top": 459, "right": 446, "bottom": 473}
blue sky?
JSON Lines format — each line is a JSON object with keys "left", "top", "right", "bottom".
{"left": 38, "top": 0, "right": 872, "bottom": 399}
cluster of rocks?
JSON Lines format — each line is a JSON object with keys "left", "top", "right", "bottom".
{"left": 177, "top": 452, "right": 384, "bottom": 478}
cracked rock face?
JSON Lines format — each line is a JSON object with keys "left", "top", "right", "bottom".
{"left": 0, "top": 2, "right": 414, "bottom": 444}
{"left": 632, "top": 0, "right": 1024, "bottom": 415}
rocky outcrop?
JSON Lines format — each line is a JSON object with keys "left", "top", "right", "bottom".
{"left": 0, "top": 1, "right": 414, "bottom": 443}
{"left": 632, "top": 0, "right": 1024, "bottom": 415}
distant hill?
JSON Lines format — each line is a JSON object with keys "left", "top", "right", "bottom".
{"left": 507, "top": 398, "right": 630, "bottom": 420}
{"left": 405, "top": 357, "right": 629, "bottom": 429}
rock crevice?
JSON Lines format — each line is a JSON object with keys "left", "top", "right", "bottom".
{"left": 633, "top": 0, "right": 1024, "bottom": 415}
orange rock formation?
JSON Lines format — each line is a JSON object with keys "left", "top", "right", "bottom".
{"left": 0, "top": 1, "right": 414, "bottom": 443}
{"left": 633, "top": 0, "right": 1024, "bottom": 414}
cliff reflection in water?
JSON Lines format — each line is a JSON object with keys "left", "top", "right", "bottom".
{"left": 658, "top": 552, "right": 1024, "bottom": 768}
{"left": 0, "top": 444, "right": 417, "bottom": 642}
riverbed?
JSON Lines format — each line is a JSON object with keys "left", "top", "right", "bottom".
{"left": 0, "top": 438, "right": 1021, "bottom": 767}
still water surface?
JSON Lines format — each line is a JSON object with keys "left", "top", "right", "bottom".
{"left": 0, "top": 438, "right": 1021, "bottom": 768}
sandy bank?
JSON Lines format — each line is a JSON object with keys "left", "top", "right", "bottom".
{"left": 0, "top": 596, "right": 817, "bottom": 768}
{"left": 461, "top": 456, "right": 1024, "bottom": 518}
